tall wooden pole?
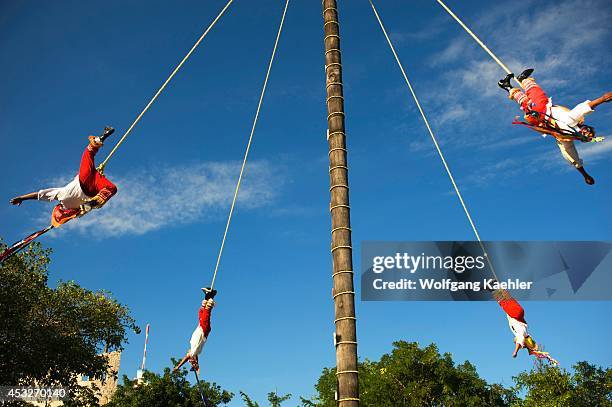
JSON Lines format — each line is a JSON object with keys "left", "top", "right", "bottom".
{"left": 323, "top": 1, "right": 359, "bottom": 406}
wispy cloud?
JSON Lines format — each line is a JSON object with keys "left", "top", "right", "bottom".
{"left": 426, "top": 0, "right": 610, "bottom": 116}
{"left": 579, "top": 140, "right": 612, "bottom": 162}
{"left": 477, "top": 134, "right": 539, "bottom": 151}
{"left": 44, "top": 160, "right": 283, "bottom": 237}
{"left": 429, "top": 38, "right": 466, "bottom": 67}
{"left": 391, "top": 23, "right": 446, "bottom": 43}
{"left": 463, "top": 137, "right": 610, "bottom": 187}
{"left": 463, "top": 157, "right": 524, "bottom": 187}
{"left": 435, "top": 103, "right": 470, "bottom": 126}
{"left": 407, "top": 0, "right": 612, "bottom": 186}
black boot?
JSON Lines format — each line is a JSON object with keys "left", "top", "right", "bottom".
{"left": 516, "top": 68, "right": 534, "bottom": 83}
{"left": 577, "top": 167, "right": 595, "bottom": 185}
{"left": 100, "top": 126, "right": 115, "bottom": 142}
{"left": 497, "top": 73, "right": 514, "bottom": 92}
{"left": 201, "top": 287, "right": 218, "bottom": 300}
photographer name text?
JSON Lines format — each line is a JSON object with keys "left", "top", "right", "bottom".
{"left": 372, "top": 278, "right": 533, "bottom": 292}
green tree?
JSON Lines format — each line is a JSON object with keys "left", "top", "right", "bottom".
{"left": 0, "top": 241, "right": 138, "bottom": 405}
{"left": 307, "top": 341, "right": 517, "bottom": 407}
{"left": 240, "top": 391, "right": 260, "bottom": 407}
{"left": 267, "top": 390, "right": 291, "bottom": 407}
{"left": 513, "top": 362, "right": 611, "bottom": 407}
{"left": 107, "top": 365, "right": 233, "bottom": 406}
{"left": 239, "top": 390, "right": 291, "bottom": 406}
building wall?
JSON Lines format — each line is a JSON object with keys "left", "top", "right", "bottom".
{"left": 31, "top": 351, "right": 121, "bottom": 407}
{"left": 78, "top": 351, "right": 121, "bottom": 405}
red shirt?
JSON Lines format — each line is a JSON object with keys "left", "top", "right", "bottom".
{"left": 198, "top": 307, "right": 212, "bottom": 338}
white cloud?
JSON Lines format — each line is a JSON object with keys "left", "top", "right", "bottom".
{"left": 478, "top": 134, "right": 539, "bottom": 151}
{"left": 408, "top": 139, "right": 432, "bottom": 153}
{"left": 464, "top": 157, "right": 523, "bottom": 187}
{"left": 464, "top": 137, "right": 611, "bottom": 186}
{"left": 428, "top": 0, "right": 610, "bottom": 113}
{"left": 45, "top": 160, "right": 283, "bottom": 237}
{"left": 408, "top": 0, "right": 611, "bottom": 186}
{"left": 434, "top": 103, "right": 470, "bottom": 126}
{"left": 579, "top": 140, "right": 612, "bottom": 162}
{"left": 429, "top": 38, "right": 466, "bottom": 66}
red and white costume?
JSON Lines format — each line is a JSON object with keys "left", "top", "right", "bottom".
{"left": 495, "top": 291, "right": 558, "bottom": 364}
{"left": 188, "top": 304, "right": 213, "bottom": 358}
{"left": 510, "top": 78, "right": 594, "bottom": 168}
{"left": 37, "top": 141, "right": 117, "bottom": 226}
{"left": 498, "top": 297, "right": 529, "bottom": 347}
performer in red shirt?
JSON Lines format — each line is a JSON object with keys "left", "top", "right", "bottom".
{"left": 494, "top": 289, "right": 557, "bottom": 365}
{"left": 174, "top": 288, "right": 217, "bottom": 373}
{"left": 498, "top": 68, "right": 611, "bottom": 185}
{"left": 10, "top": 127, "right": 118, "bottom": 226}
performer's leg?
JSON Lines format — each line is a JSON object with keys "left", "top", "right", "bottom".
{"left": 92, "top": 175, "right": 118, "bottom": 205}
{"left": 79, "top": 138, "right": 103, "bottom": 196}
{"left": 576, "top": 166, "right": 595, "bottom": 185}
{"left": 508, "top": 78, "right": 549, "bottom": 126}
{"left": 509, "top": 88, "right": 533, "bottom": 113}
{"left": 557, "top": 141, "right": 583, "bottom": 168}
{"left": 498, "top": 298, "right": 526, "bottom": 323}
{"left": 190, "top": 355, "right": 200, "bottom": 373}
{"left": 521, "top": 77, "right": 549, "bottom": 114}
{"left": 78, "top": 147, "right": 97, "bottom": 195}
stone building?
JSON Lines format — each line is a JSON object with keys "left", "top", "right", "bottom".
{"left": 31, "top": 351, "right": 121, "bottom": 406}
{"left": 78, "top": 351, "right": 121, "bottom": 405}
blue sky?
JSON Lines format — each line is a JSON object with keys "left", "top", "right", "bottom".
{"left": 1, "top": 0, "right": 610, "bottom": 404}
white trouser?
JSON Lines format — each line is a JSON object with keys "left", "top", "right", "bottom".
{"left": 557, "top": 140, "right": 583, "bottom": 168}
{"left": 189, "top": 325, "right": 207, "bottom": 357}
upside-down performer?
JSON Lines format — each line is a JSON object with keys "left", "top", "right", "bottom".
{"left": 174, "top": 288, "right": 217, "bottom": 373}
{"left": 493, "top": 289, "right": 558, "bottom": 365}
{"left": 498, "top": 68, "right": 611, "bottom": 185}
{"left": 10, "top": 127, "right": 117, "bottom": 225}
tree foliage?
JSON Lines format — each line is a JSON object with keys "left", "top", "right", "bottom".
{"left": 267, "top": 390, "right": 292, "bottom": 407}
{"left": 107, "top": 365, "right": 233, "bottom": 406}
{"left": 240, "top": 391, "right": 260, "bottom": 407}
{"left": 239, "top": 390, "right": 292, "bottom": 407}
{"left": 306, "top": 341, "right": 611, "bottom": 407}
{"left": 3, "top": 242, "right": 610, "bottom": 407}
{"left": 514, "top": 361, "right": 611, "bottom": 407}
{"left": 308, "top": 341, "right": 516, "bottom": 407}
{"left": 0, "top": 241, "right": 138, "bottom": 404}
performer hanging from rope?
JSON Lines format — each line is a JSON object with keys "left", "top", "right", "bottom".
{"left": 9, "top": 127, "right": 118, "bottom": 226}
{"left": 493, "top": 289, "right": 558, "bottom": 365}
{"left": 498, "top": 68, "right": 612, "bottom": 185}
{"left": 173, "top": 288, "right": 218, "bottom": 373}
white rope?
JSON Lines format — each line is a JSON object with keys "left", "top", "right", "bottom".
{"left": 98, "top": 0, "right": 236, "bottom": 172}
{"left": 210, "top": 0, "right": 290, "bottom": 289}
{"left": 369, "top": 0, "right": 498, "bottom": 281}
{"left": 434, "top": 0, "right": 521, "bottom": 86}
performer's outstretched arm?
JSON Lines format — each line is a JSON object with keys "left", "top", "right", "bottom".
{"left": 589, "top": 92, "right": 612, "bottom": 109}
{"left": 10, "top": 192, "right": 39, "bottom": 205}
